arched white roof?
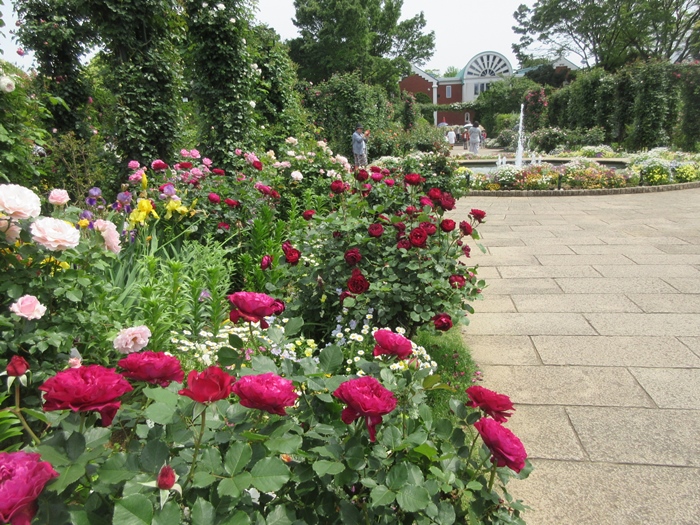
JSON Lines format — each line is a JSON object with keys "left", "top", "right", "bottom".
{"left": 462, "top": 52, "right": 512, "bottom": 79}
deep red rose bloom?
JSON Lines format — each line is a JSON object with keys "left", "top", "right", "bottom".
{"left": 347, "top": 268, "right": 370, "bottom": 294}
{"left": 252, "top": 160, "right": 263, "bottom": 171}
{"left": 432, "top": 313, "right": 453, "bottom": 331}
{"left": 339, "top": 291, "right": 355, "bottom": 304}
{"left": 270, "top": 190, "right": 281, "bottom": 199}
{"left": 469, "top": 209, "right": 487, "bottom": 223}
{"left": 39, "top": 365, "right": 133, "bottom": 426}
{"left": 405, "top": 205, "right": 418, "bottom": 216}
{"left": 282, "top": 241, "right": 301, "bottom": 265}
{"left": 7, "top": 356, "right": 29, "bottom": 377}
{"left": 393, "top": 221, "right": 406, "bottom": 232}
{"left": 261, "top": 255, "right": 273, "bottom": 270}
{"left": 224, "top": 198, "right": 240, "bottom": 208}
{"left": 217, "top": 222, "right": 230, "bottom": 230}
{"left": 368, "top": 223, "right": 384, "bottom": 238}
{"left": 151, "top": 160, "right": 168, "bottom": 171}
{"left": 463, "top": 244, "right": 471, "bottom": 258}
{"left": 381, "top": 168, "right": 390, "bottom": 176}
{"left": 397, "top": 238, "right": 411, "bottom": 250}
{"left": 330, "top": 180, "right": 346, "bottom": 194}
{"left": 231, "top": 372, "right": 298, "bottom": 416}
{"left": 256, "top": 184, "right": 272, "bottom": 196}
{"left": 466, "top": 386, "right": 515, "bottom": 423}
{"left": 420, "top": 221, "right": 437, "bottom": 236}
{"left": 361, "top": 183, "right": 372, "bottom": 197}
{"left": 474, "top": 417, "right": 527, "bottom": 473}
{"left": 0, "top": 451, "right": 59, "bottom": 525}
{"left": 334, "top": 377, "right": 397, "bottom": 442}
{"left": 449, "top": 275, "right": 467, "bottom": 289}
{"left": 419, "top": 196, "right": 434, "bottom": 209}
{"left": 369, "top": 165, "right": 381, "bottom": 173}
{"left": 228, "top": 291, "right": 285, "bottom": 329}
{"left": 208, "top": 193, "right": 221, "bottom": 204}
{"left": 427, "top": 187, "right": 443, "bottom": 201}
{"left": 212, "top": 168, "right": 225, "bottom": 176}
{"left": 302, "top": 209, "right": 316, "bottom": 220}
{"left": 117, "top": 351, "right": 184, "bottom": 387}
{"left": 178, "top": 161, "right": 193, "bottom": 169}
{"left": 409, "top": 227, "right": 428, "bottom": 248}
{"left": 373, "top": 330, "right": 413, "bottom": 360}
{"left": 344, "top": 248, "right": 362, "bottom": 266}
{"left": 179, "top": 366, "right": 234, "bottom": 404}
{"left": 440, "top": 219, "right": 456, "bottom": 232}
{"left": 404, "top": 173, "right": 423, "bottom": 186}
{"left": 459, "top": 221, "right": 473, "bottom": 237}
{"left": 355, "top": 169, "right": 369, "bottom": 182}
{"left": 157, "top": 465, "right": 176, "bottom": 490}
{"left": 333, "top": 231, "right": 342, "bottom": 239}
{"left": 439, "top": 193, "right": 456, "bottom": 211}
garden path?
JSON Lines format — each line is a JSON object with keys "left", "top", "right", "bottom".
{"left": 450, "top": 188, "right": 700, "bottom": 525}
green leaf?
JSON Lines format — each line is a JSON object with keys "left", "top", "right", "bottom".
{"left": 422, "top": 374, "right": 443, "bottom": 390}
{"left": 224, "top": 442, "right": 252, "bottom": 475}
{"left": 419, "top": 404, "right": 433, "bottom": 429}
{"left": 97, "top": 454, "right": 133, "bottom": 484}
{"left": 218, "top": 347, "right": 240, "bottom": 367}
{"left": 144, "top": 403, "right": 176, "bottom": 425}
{"left": 191, "top": 497, "right": 215, "bottom": 525}
{"left": 113, "top": 494, "right": 153, "bottom": 525}
{"left": 228, "top": 333, "right": 245, "bottom": 349}
{"left": 380, "top": 426, "right": 402, "bottom": 449}
{"left": 65, "top": 289, "right": 83, "bottom": 302}
{"left": 193, "top": 471, "right": 217, "bottom": 488}
{"left": 413, "top": 443, "right": 438, "bottom": 459}
{"left": 65, "top": 432, "right": 86, "bottom": 461}
{"left": 250, "top": 457, "right": 291, "bottom": 492}
{"left": 343, "top": 297, "right": 356, "bottom": 308}
{"left": 217, "top": 477, "right": 241, "bottom": 499}
{"left": 153, "top": 501, "right": 181, "bottom": 525}
{"left": 140, "top": 440, "right": 170, "bottom": 473}
{"left": 448, "top": 398, "right": 468, "bottom": 420}
{"left": 396, "top": 485, "right": 431, "bottom": 512}
{"left": 370, "top": 485, "right": 396, "bottom": 507}
{"left": 312, "top": 460, "right": 345, "bottom": 477}
{"left": 250, "top": 355, "right": 278, "bottom": 374}
{"left": 386, "top": 463, "right": 408, "bottom": 491}
{"left": 319, "top": 345, "right": 343, "bottom": 373}
{"left": 50, "top": 463, "right": 85, "bottom": 494}
{"left": 143, "top": 388, "right": 179, "bottom": 407}
{"left": 6, "top": 284, "right": 23, "bottom": 299}
{"left": 265, "top": 505, "right": 294, "bottom": 525}
{"left": 284, "top": 317, "right": 304, "bottom": 337}
{"left": 219, "top": 511, "right": 250, "bottom": 525}
{"left": 265, "top": 434, "right": 302, "bottom": 454}
{"left": 339, "top": 501, "right": 361, "bottom": 523}
{"left": 345, "top": 445, "right": 366, "bottom": 470}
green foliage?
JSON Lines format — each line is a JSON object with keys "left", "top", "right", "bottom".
{"left": 523, "top": 87, "right": 548, "bottom": 131}
{"left": 472, "top": 76, "right": 539, "bottom": 134}
{"left": 678, "top": 64, "right": 700, "bottom": 151}
{"left": 493, "top": 113, "right": 519, "bottom": 135}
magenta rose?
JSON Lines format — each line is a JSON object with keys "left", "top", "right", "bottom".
{"left": 252, "top": 160, "right": 263, "bottom": 171}
{"left": 260, "top": 254, "right": 273, "bottom": 270}
{"left": 0, "top": 451, "right": 59, "bottom": 525}
{"left": 217, "top": 222, "right": 230, "bottom": 230}
{"left": 39, "top": 365, "right": 133, "bottom": 426}
{"left": 151, "top": 160, "right": 168, "bottom": 170}
{"left": 474, "top": 417, "right": 527, "bottom": 473}
{"left": 213, "top": 168, "right": 226, "bottom": 176}
{"left": 344, "top": 247, "right": 362, "bottom": 266}
{"left": 118, "top": 351, "right": 185, "bottom": 387}
{"left": 409, "top": 227, "right": 428, "bottom": 248}
{"left": 208, "top": 193, "right": 221, "bottom": 204}
{"left": 302, "top": 209, "right": 316, "bottom": 220}
{"left": 384, "top": 178, "right": 395, "bottom": 187}
{"left": 373, "top": 330, "right": 413, "bottom": 360}
{"left": 333, "top": 376, "right": 397, "bottom": 442}
{"left": 419, "top": 196, "right": 433, "bottom": 209}
{"left": 449, "top": 275, "right": 467, "bottom": 289}
{"left": 440, "top": 219, "right": 456, "bottom": 232}
{"left": 368, "top": 223, "right": 384, "bottom": 238}
{"left": 347, "top": 268, "right": 370, "bottom": 294}
{"left": 157, "top": 465, "right": 176, "bottom": 490}
{"left": 225, "top": 198, "right": 240, "bottom": 208}
{"left": 466, "top": 386, "right": 515, "bottom": 423}
{"left": 463, "top": 244, "right": 471, "bottom": 258}
{"left": 6, "top": 355, "right": 29, "bottom": 377}
{"left": 469, "top": 209, "right": 487, "bottom": 223}
{"left": 459, "top": 221, "right": 473, "bottom": 236}
{"left": 432, "top": 313, "right": 453, "bottom": 331}
{"left": 231, "top": 372, "right": 298, "bottom": 415}
{"left": 282, "top": 241, "right": 301, "bottom": 265}
{"left": 228, "top": 291, "right": 285, "bottom": 329}
{"left": 179, "top": 366, "right": 234, "bottom": 404}
{"left": 370, "top": 172, "right": 383, "bottom": 182}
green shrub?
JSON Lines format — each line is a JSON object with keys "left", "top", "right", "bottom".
{"left": 674, "top": 163, "right": 700, "bottom": 182}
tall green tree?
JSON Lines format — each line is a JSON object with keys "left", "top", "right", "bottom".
{"left": 289, "top": 0, "right": 435, "bottom": 93}
{"left": 442, "top": 65, "right": 459, "bottom": 77}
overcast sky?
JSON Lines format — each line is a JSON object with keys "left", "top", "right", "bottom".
{"left": 2, "top": 0, "right": 536, "bottom": 74}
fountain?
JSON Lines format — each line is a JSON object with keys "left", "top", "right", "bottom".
{"left": 515, "top": 103, "right": 524, "bottom": 168}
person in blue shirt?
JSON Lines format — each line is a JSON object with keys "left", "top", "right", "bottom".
{"left": 352, "top": 124, "right": 370, "bottom": 171}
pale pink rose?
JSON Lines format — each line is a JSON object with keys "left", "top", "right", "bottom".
{"left": 190, "top": 149, "right": 201, "bottom": 159}
{"left": 0, "top": 218, "right": 21, "bottom": 243}
{"left": 48, "top": 189, "right": 70, "bottom": 206}
{"left": 202, "top": 157, "right": 212, "bottom": 167}
{"left": 180, "top": 149, "right": 191, "bottom": 158}
{"left": 94, "top": 219, "right": 121, "bottom": 254}
{"left": 127, "top": 160, "right": 140, "bottom": 170}
{"left": 30, "top": 217, "right": 80, "bottom": 251}
{"left": 113, "top": 325, "right": 152, "bottom": 354}
{"left": 10, "top": 295, "right": 47, "bottom": 320}
{"left": 0, "top": 184, "right": 41, "bottom": 219}
{"left": 68, "top": 357, "right": 82, "bottom": 368}
{"left": 0, "top": 76, "right": 15, "bottom": 93}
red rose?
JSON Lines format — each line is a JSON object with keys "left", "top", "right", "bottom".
{"left": 228, "top": 291, "right": 285, "bottom": 329}
{"left": 302, "top": 209, "right": 316, "bottom": 220}
{"left": 439, "top": 193, "right": 456, "bottom": 210}
{"left": 256, "top": 184, "right": 272, "bottom": 196}
{"left": 208, "top": 193, "right": 221, "bottom": 204}
{"left": 333, "top": 376, "right": 397, "bottom": 442}
{"left": 463, "top": 244, "right": 471, "bottom": 258}
{"left": 212, "top": 168, "right": 225, "bottom": 176}
{"left": 225, "top": 198, "right": 240, "bottom": 208}
{"left": 419, "top": 196, "right": 433, "bottom": 209}
{"left": 217, "top": 222, "right": 230, "bottom": 230}
{"left": 474, "top": 417, "right": 527, "bottom": 473}
{"left": 355, "top": 169, "right": 369, "bottom": 182}
{"left": 440, "top": 219, "right": 456, "bottom": 232}
{"left": 347, "top": 268, "right": 370, "bottom": 294}
{"left": 369, "top": 165, "right": 381, "bottom": 173}
{"left": 420, "top": 221, "right": 437, "bottom": 236}
{"left": 282, "top": 241, "right": 301, "bottom": 265}
{"left": 231, "top": 372, "right": 298, "bottom": 416}
{"left": 344, "top": 248, "right": 362, "bottom": 266}
{"left": 157, "top": 465, "right": 176, "bottom": 490}
{"left": 432, "top": 313, "right": 453, "bottom": 331}
{"left": 459, "top": 221, "right": 473, "bottom": 236}
{"left": 427, "top": 187, "right": 443, "bottom": 201}
{"left": 449, "top": 275, "right": 467, "bottom": 289}
{"left": 261, "top": 255, "right": 273, "bottom": 270}
{"left": 270, "top": 189, "right": 281, "bottom": 199}
{"left": 405, "top": 205, "right": 418, "bottom": 216}
{"left": 409, "top": 227, "right": 428, "bottom": 248}
{"left": 393, "top": 221, "right": 406, "bottom": 232}
{"left": 330, "top": 180, "right": 346, "bottom": 194}
{"left": 151, "top": 160, "right": 168, "bottom": 171}
{"left": 466, "top": 386, "right": 515, "bottom": 423}
{"left": 397, "top": 238, "right": 411, "bottom": 250}
{"left": 469, "top": 208, "right": 487, "bottom": 223}
{"left": 179, "top": 366, "right": 234, "bottom": 404}
{"left": 361, "top": 183, "right": 372, "bottom": 197}
{"left": 7, "top": 355, "right": 29, "bottom": 376}
{"left": 0, "top": 451, "right": 59, "bottom": 525}
{"left": 333, "top": 231, "right": 342, "bottom": 239}
{"left": 252, "top": 160, "right": 263, "bottom": 171}
{"left": 404, "top": 173, "right": 423, "bottom": 185}
{"left": 372, "top": 329, "right": 413, "bottom": 360}
{"left": 39, "top": 365, "right": 133, "bottom": 426}
{"left": 339, "top": 290, "right": 355, "bottom": 304}
{"left": 178, "top": 161, "right": 193, "bottom": 169}
{"left": 368, "top": 223, "right": 384, "bottom": 238}
{"left": 117, "top": 351, "right": 185, "bottom": 387}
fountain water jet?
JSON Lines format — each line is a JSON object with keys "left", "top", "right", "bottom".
{"left": 515, "top": 103, "right": 524, "bottom": 168}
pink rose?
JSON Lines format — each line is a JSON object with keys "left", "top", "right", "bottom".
{"left": 179, "top": 366, "right": 234, "bottom": 404}
{"left": 0, "top": 218, "right": 21, "bottom": 243}
{"left": 474, "top": 417, "right": 527, "bottom": 473}
{"left": 466, "top": 386, "right": 515, "bottom": 423}
{"left": 334, "top": 377, "right": 397, "bottom": 442}
{"left": 228, "top": 292, "right": 285, "bottom": 329}
{"left": 118, "top": 351, "right": 184, "bottom": 387}
{"left": 128, "top": 160, "right": 140, "bottom": 170}
{"left": 0, "top": 451, "right": 59, "bottom": 525}
{"left": 9, "top": 295, "right": 46, "bottom": 320}
{"left": 0, "top": 184, "right": 41, "bottom": 219}
{"left": 48, "top": 189, "right": 70, "bottom": 206}
{"left": 151, "top": 160, "right": 168, "bottom": 171}
{"left": 93, "top": 219, "right": 121, "bottom": 254}
{"left": 30, "top": 217, "right": 80, "bottom": 251}
{"left": 384, "top": 178, "right": 395, "bottom": 186}
{"left": 260, "top": 255, "right": 273, "bottom": 270}
{"left": 231, "top": 373, "right": 298, "bottom": 415}
{"left": 113, "top": 325, "right": 151, "bottom": 354}
{"left": 208, "top": 193, "right": 221, "bottom": 204}
{"left": 372, "top": 329, "right": 413, "bottom": 360}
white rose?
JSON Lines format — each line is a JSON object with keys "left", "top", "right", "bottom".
{"left": 0, "top": 76, "right": 15, "bottom": 93}
{"left": 0, "top": 184, "right": 41, "bottom": 219}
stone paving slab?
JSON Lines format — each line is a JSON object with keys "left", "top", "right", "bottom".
{"left": 481, "top": 365, "right": 654, "bottom": 407}
{"left": 555, "top": 277, "right": 679, "bottom": 294}
{"left": 593, "top": 264, "right": 700, "bottom": 278}
{"left": 536, "top": 254, "right": 635, "bottom": 266}
{"left": 512, "top": 294, "right": 642, "bottom": 313}
{"left": 566, "top": 406, "right": 700, "bottom": 467}
{"left": 567, "top": 244, "right": 668, "bottom": 255}
{"left": 471, "top": 295, "right": 516, "bottom": 313}
{"left": 468, "top": 313, "right": 595, "bottom": 335}
{"left": 656, "top": 244, "right": 700, "bottom": 254}
{"left": 627, "top": 294, "right": 700, "bottom": 313}
{"left": 586, "top": 313, "right": 700, "bottom": 336}
{"left": 488, "top": 245, "right": 576, "bottom": 255}
{"left": 473, "top": 254, "right": 542, "bottom": 266}
{"left": 662, "top": 277, "right": 700, "bottom": 293}
{"left": 595, "top": 236, "right": 690, "bottom": 245}
{"left": 462, "top": 335, "right": 540, "bottom": 365}
{"left": 472, "top": 266, "right": 501, "bottom": 279}
{"left": 678, "top": 336, "right": 700, "bottom": 358}
{"left": 629, "top": 368, "right": 700, "bottom": 409}
{"left": 498, "top": 265, "right": 600, "bottom": 278}
{"left": 522, "top": 236, "right": 606, "bottom": 245}
{"left": 532, "top": 336, "right": 700, "bottom": 367}
{"left": 510, "top": 460, "right": 700, "bottom": 525}
{"left": 506, "top": 405, "right": 586, "bottom": 460}
{"left": 626, "top": 254, "right": 700, "bottom": 265}
{"left": 483, "top": 278, "right": 564, "bottom": 295}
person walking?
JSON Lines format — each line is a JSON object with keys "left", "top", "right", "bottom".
{"left": 446, "top": 128, "right": 456, "bottom": 150}
{"left": 352, "top": 124, "right": 369, "bottom": 171}
{"left": 468, "top": 120, "right": 482, "bottom": 154}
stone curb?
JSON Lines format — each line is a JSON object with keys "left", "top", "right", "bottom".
{"left": 468, "top": 180, "right": 700, "bottom": 197}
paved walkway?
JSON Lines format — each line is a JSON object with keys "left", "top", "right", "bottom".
{"left": 450, "top": 189, "right": 700, "bottom": 525}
